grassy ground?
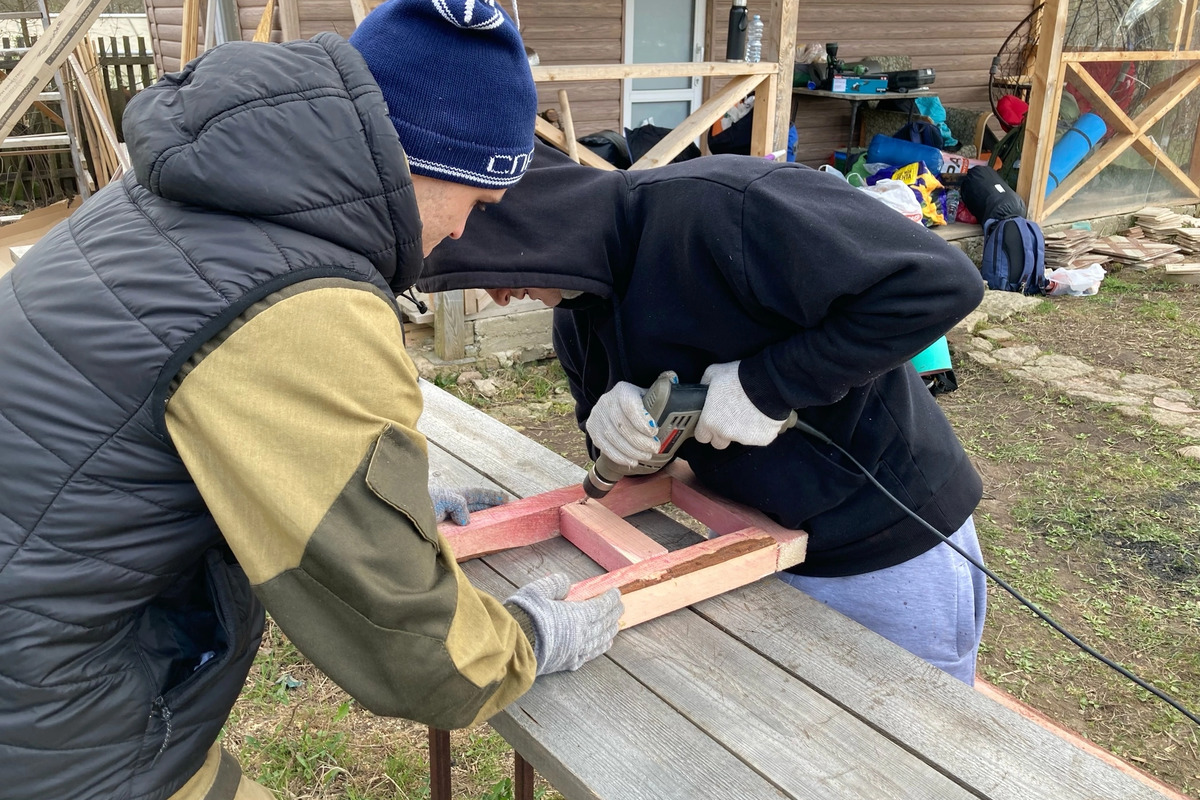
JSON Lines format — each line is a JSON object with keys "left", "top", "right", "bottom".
{"left": 222, "top": 268, "right": 1200, "bottom": 799}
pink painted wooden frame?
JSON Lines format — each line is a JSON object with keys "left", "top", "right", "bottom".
{"left": 439, "top": 461, "right": 807, "bottom": 629}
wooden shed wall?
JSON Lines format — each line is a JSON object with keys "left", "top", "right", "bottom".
{"left": 142, "top": 0, "right": 1035, "bottom": 164}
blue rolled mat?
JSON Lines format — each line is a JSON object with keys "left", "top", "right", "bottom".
{"left": 1046, "top": 112, "right": 1107, "bottom": 195}
{"left": 866, "top": 134, "right": 943, "bottom": 173}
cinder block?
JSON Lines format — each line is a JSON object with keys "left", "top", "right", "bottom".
{"left": 474, "top": 307, "right": 553, "bottom": 358}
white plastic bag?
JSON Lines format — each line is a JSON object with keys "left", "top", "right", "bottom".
{"left": 1045, "top": 264, "right": 1106, "bottom": 296}
{"left": 859, "top": 178, "right": 924, "bottom": 225}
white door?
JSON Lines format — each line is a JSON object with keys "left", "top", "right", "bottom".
{"left": 622, "top": 0, "right": 705, "bottom": 130}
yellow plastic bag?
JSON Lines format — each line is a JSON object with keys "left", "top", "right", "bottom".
{"left": 886, "top": 162, "right": 947, "bottom": 227}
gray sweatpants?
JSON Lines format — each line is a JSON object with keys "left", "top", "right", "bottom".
{"left": 778, "top": 516, "right": 987, "bottom": 685}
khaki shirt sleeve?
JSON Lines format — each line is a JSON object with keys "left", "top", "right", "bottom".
{"left": 165, "top": 279, "right": 535, "bottom": 728}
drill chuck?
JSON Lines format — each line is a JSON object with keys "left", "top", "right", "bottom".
{"left": 582, "top": 456, "right": 623, "bottom": 500}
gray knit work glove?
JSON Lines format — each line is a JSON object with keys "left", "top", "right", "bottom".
{"left": 429, "top": 482, "right": 508, "bottom": 526}
{"left": 584, "top": 381, "right": 658, "bottom": 468}
{"left": 695, "top": 361, "right": 793, "bottom": 450}
{"left": 504, "top": 574, "right": 624, "bottom": 676}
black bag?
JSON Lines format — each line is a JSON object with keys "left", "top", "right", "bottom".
{"left": 708, "top": 108, "right": 755, "bottom": 155}
{"left": 577, "top": 130, "right": 632, "bottom": 169}
{"left": 961, "top": 165, "right": 1026, "bottom": 223}
{"left": 625, "top": 124, "right": 701, "bottom": 164}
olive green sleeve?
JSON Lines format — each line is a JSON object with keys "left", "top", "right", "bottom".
{"left": 165, "top": 279, "right": 536, "bottom": 728}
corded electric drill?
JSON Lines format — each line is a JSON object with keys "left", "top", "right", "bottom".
{"left": 581, "top": 370, "right": 796, "bottom": 500}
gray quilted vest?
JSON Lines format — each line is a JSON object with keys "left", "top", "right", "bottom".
{"left": 0, "top": 33, "right": 422, "bottom": 800}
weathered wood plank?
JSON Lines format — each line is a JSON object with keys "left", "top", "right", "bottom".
{"left": 419, "top": 379, "right": 580, "bottom": 497}
{"left": 463, "top": 546, "right": 793, "bottom": 800}
{"left": 610, "top": 610, "right": 978, "bottom": 799}
{"left": 695, "top": 580, "right": 1173, "bottom": 800}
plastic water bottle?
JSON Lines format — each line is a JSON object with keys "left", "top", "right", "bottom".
{"left": 745, "top": 15, "right": 764, "bottom": 63}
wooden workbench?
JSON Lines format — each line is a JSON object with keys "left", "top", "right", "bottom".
{"left": 418, "top": 379, "right": 1177, "bottom": 800}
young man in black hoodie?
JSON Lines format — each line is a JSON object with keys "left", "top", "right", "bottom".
{"left": 420, "top": 141, "right": 988, "bottom": 684}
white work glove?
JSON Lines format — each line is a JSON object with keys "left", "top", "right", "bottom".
{"left": 584, "top": 381, "right": 659, "bottom": 468}
{"left": 505, "top": 574, "right": 624, "bottom": 676}
{"left": 695, "top": 361, "right": 792, "bottom": 450}
{"left": 429, "top": 481, "right": 507, "bottom": 526}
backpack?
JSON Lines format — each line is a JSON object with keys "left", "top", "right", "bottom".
{"left": 981, "top": 216, "right": 1046, "bottom": 295}
{"left": 893, "top": 119, "right": 944, "bottom": 150}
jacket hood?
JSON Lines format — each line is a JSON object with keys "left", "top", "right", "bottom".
{"left": 123, "top": 33, "right": 423, "bottom": 293}
{"left": 419, "top": 140, "right": 626, "bottom": 298}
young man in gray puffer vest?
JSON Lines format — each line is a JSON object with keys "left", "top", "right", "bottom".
{"left": 0, "top": 2, "right": 620, "bottom": 798}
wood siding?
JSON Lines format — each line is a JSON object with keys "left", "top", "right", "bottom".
{"left": 142, "top": 0, "right": 1035, "bottom": 164}
{"left": 522, "top": 1, "right": 624, "bottom": 136}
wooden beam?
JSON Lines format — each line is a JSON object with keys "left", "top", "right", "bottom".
{"left": 534, "top": 115, "right": 616, "bottom": 170}
{"left": 440, "top": 473, "right": 672, "bottom": 561}
{"left": 279, "top": 0, "right": 301, "bottom": 41}
{"left": 1043, "top": 61, "right": 1200, "bottom": 217}
{"left": 180, "top": 0, "right": 200, "bottom": 63}
{"left": 252, "top": 0, "right": 277, "bottom": 42}
{"left": 630, "top": 72, "right": 765, "bottom": 169}
{"left": 1065, "top": 49, "right": 1200, "bottom": 62}
{"left": 1063, "top": 61, "right": 1200, "bottom": 198}
{"left": 556, "top": 88, "right": 580, "bottom": 163}
{"left": 0, "top": 0, "right": 112, "bottom": 147}
{"left": 666, "top": 460, "right": 807, "bottom": 544}
{"left": 433, "top": 289, "right": 465, "bottom": 361}
{"left": 349, "top": 0, "right": 371, "bottom": 27}
{"left": 1017, "top": 0, "right": 1070, "bottom": 221}
{"left": 565, "top": 526, "right": 806, "bottom": 628}
{"left": 531, "top": 61, "right": 776, "bottom": 82}
{"left": 559, "top": 501, "right": 668, "bottom": 571}
{"left": 67, "top": 52, "right": 129, "bottom": 171}
{"left": 748, "top": 72, "right": 778, "bottom": 158}
{"left": 769, "top": 0, "right": 798, "bottom": 155}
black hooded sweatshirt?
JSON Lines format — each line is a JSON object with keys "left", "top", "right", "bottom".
{"left": 421, "top": 141, "right": 984, "bottom": 577}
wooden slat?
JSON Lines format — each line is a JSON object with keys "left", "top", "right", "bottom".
{"left": 565, "top": 526, "right": 805, "bottom": 628}
{"left": 462, "top": 553, "right": 808, "bottom": 800}
{"left": 252, "top": 0, "right": 277, "bottom": 42}
{"left": 609, "top": 610, "right": 979, "bottom": 799}
{"left": 698, "top": 580, "right": 1171, "bottom": 800}
{"left": 0, "top": 0, "right": 110, "bottom": 145}
{"left": 432, "top": 289, "right": 465, "bottom": 361}
{"left": 534, "top": 115, "right": 617, "bottom": 170}
{"left": 630, "top": 73, "right": 766, "bottom": 169}
{"left": 418, "top": 379, "right": 584, "bottom": 498}
{"left": 438, "top": 472, "right": 672, "bottom": 561}
{"left": 1017, "top": 0, "right": 1070, "bottom": 220}
{"left": 555, "top": 88, "right": 580, "bottom": 163}
{"left": 278, "top": 0, "right": 300, "bottom": 40}
{"left": 770, "top": 0, "right": 798, "bottom": 154}
{"left": 559, "top": 501, "right": 668, "bottom": 570}
{"left": 532, "top": 61, "right": 776, "bottom": 82}
{"left": 179, "top": 0, "right": 199, "bottom": 63}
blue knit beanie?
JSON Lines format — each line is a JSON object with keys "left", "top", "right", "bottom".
{"left": 350, "top": 0, "right": 537, "bottom": 188}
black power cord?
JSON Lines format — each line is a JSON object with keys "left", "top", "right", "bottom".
{"left": 791, "top": 417, "right": 1200, "bottom": 729}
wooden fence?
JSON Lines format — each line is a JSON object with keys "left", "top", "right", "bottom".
{"left": 0, "top": 35, "right": 156, "bottom": 207}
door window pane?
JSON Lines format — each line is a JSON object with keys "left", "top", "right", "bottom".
{"left": 632, "top": 0, "right": 693, "bottom": 91}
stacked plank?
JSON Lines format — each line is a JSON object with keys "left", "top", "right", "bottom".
{"left": 1133, "top": 206, "right": 1187, "bottom": 242}
{"left": 1089, "top": 234, "right": 1183, "bottom": 270}
{"left": 1044, "top": 229, "right": 1103, "bottom": 270}
{"left": 68, "top": 40, "right": 125, "bottom": 189}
